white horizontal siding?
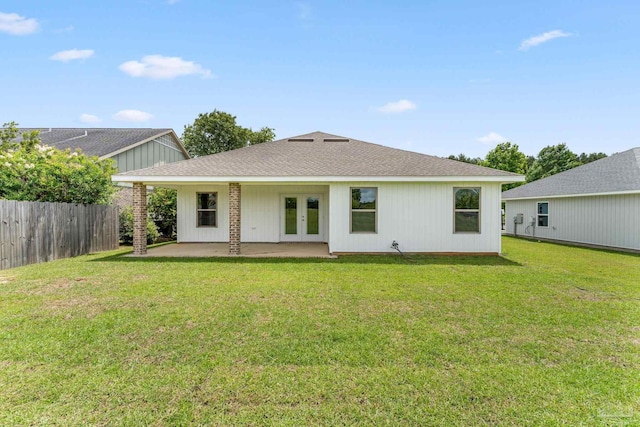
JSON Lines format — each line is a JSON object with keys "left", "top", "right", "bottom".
{"left": 504, "top": 194, "right": 640, "bottom": 250}
{"left": 328, "top": 182, "right": 502, "bottom": 253}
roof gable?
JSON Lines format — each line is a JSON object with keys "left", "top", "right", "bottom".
{"left": 502, "top": 147, "right": 640, "bottom": 199}
{"left": 15, "top": 128, "right": 189, "bottom": 159}
{"left": 116, "top": 131, "right": 521, "bottom": 180}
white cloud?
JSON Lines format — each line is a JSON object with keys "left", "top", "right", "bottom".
{"left": 477, "top": 132, "right": 507, "bottom": 145}
{"left": 79, "top": 113, "right": 101, "bottom": 124}
{"left": 50, "top": 49, "right": 94, "bottom": 62}
{"left": 113, "top": 110, "right": 154, "bottom": 122}
{"left": 0, "top": 12, "right": 39, "bottom": 35}
{"left": 377, "top": 99, "right": 417, "bottom": 114}
{"left": 119, "top": 55, "right": 212, "bottom": 80}
{"left": 519, "top": 30, "right": 572, "bottom": 51}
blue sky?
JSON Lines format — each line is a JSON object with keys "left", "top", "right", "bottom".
{"left": 1, "top": 1, "right": 639, "bottom": 158}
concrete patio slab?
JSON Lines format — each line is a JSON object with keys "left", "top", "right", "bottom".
{"left": 129, "top": 242, "right": 335, "bottom": 258}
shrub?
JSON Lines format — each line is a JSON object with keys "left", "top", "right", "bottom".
{"left": 148, "top": 188, "right": 177, "bottom": 237}
{"left": 0, "top": 122, "right": 116, "bottom": 204}
{"left": 119, "top": 206, "right": 159, "bottom": 245}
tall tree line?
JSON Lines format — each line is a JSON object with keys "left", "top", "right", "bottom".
{"left": 448, "top": 143, "right": 607, "bottom": 189}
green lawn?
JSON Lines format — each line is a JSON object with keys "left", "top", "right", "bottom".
{"left": 1, "top": 237, "right": 639, "bottom": 426}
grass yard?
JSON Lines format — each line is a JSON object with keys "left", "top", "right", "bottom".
{"left": 1, "top": 237, "right": 639, "bottom": 426}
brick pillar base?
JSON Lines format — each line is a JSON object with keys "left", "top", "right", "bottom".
{"left": 229, "top": 183, "right": 241, "bottom": 255}
{"left": 132, "top": 182, "right": 147, "bottom": 255}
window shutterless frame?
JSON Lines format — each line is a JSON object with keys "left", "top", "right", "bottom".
{"left": 196, "top": 192, "right": 217, "bottom": 228}
{"left": 537, "top": 201, "right": 549, "bottom": 227}
{"left": 453, "top": 187, "right": 481, "bottom": 233}
{"left": 350, "top": 187, "right": 378, "bottom": 233}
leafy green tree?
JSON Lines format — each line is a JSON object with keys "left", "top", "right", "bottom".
{"left": 119, "top": 206, "right": 159, "bottom": 245}
{"left": 148, "top": 188, "right": 177, "bottom": 237}
{"left": 482, "top": 142, "right": 528, "bottom": 190}
{"left": 577, "top": 152, "right": 607, "bottom": 164}
{"left": 526, "top": 155, "right": 536, "bottom": 170}
{"left": 526, "top": 143, "right": 581, "bottom": 183}
{"left": 0, "top": 122, "right": 116, "bottom": 204}
{"left": 447, "top": 153, "right": 482, "bottom": 165}
{"left": 1, "top": 121, "right": 39, "bottom": 152}
{"left": 182, "top": 110, "right": 275, "bottom": 157}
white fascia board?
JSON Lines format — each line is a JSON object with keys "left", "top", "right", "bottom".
{"left": 503, "top": 189, "right": 640, "bottom": 201}
{"left": 112, "top": 175, "right": 525, "bottom": 185}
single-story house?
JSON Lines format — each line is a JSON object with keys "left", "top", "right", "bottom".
{"left": 16, "top": 128, "right": 190, "bottom": 173}
{"left": 502, "top": 147, "right": 640, "bottom": 251}
{"left": 113, "top": 131, "right": 524, "bottom": 256}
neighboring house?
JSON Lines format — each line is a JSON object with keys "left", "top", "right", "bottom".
{"left": 113, "top": 131, "right": 524, "bottom": 255}
{"left": 16, "top": 128, "right": 190, "bottom": 173}
{"left": 16, "top": 128, "right": 190, "bottom": 208}
{"left": 502, "top": 147, "right": 640, "bottom": 251}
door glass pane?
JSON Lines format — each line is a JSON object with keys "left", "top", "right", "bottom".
{"left": 285, "top": 197, "right": 297, "bottom": 234}
{"left": 306, "top": 197, "right": 319, "bottom": 235}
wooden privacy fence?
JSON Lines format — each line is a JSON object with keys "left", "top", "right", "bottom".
{"left": 0, "top": 200, "right": 119, "bottom": 270}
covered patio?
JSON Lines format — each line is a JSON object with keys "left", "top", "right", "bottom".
{"left": 128, "top": 242, "right": 335, "bottom": 258}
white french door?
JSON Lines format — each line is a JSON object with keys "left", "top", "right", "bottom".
{"left": 280, "top": 194, "right": 323, "bottom": 242}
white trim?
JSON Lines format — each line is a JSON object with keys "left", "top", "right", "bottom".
{"left": 113, "top": 175, "right": 524, "bottom": 185}
{"left": 100, "top": 130, "right": 191, "bottom": 160}
{"left": 503, "top": 189, "right": 640, "bottom": 200}
{"left": 536, "top": 201, "right": 549, "bottom": 228}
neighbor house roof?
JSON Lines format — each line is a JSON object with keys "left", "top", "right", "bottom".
{"left": 502, "top": 147, "right": 640, "bottom": 199}
{"left": 113, "top": 131, "right": 523, "bottom": 184}
{"left": 15, "top": 128, "right": 187, "bottom": 158}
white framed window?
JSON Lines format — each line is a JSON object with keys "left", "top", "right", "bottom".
{"left": 537, "top": 202, "right": 549, "bottom": 227}
{"left": 350, "top": 187, "right": 377, "bottom": 233}
{"left": 196, "top": 192, "right": 217, "bottom": 227}
{"left": 454, "top": 187, "right": 481, "bottom": 233}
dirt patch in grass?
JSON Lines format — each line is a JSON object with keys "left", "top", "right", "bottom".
{"left": 44, "top": 295, "right": 105, "bottom": 318}
{"left": 16, "top": 277, "right": 89, "bottom": 296}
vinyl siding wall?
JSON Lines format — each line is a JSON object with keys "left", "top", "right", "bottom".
{"left": 112, "top": 139, "right": 187, "bottom": 173}
{"left": 177, "top": 185, "right": 230, "bottom": 242}
{"left": 328, "top": 182, "right": 503, "bottom": 254}
{"left": 177, "top": 185, "right": 329, "bottom": 243}
{"left": 176, "top": 182, "right": 503, "bottom": 253}
{"left": 504, "top": 194, "right": 640, "bottom": 250}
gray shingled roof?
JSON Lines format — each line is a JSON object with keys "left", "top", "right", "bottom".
{"left": 16, "top": 128, "right": 175, "bottom": 157}
{"left": 502, "top": 147, "right": 640, "bottom": 199}
{"left": 117, "top": 131, "right": 521, "bottom": 178}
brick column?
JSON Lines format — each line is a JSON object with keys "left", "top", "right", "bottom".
{"left": 132, "top": 182, "right": 147, "bottom": 255}
{"left": 229, "top": 183, "right": 241, "bottom": 255}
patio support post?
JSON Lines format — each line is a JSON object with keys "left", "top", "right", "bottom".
{"left": 132, "top": 182, "right": 147, "bottom": 255}
{"left": 229, "top": 183, "right": 241, "bottom": 255}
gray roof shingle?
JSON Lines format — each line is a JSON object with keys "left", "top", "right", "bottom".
{"left": 117, "top": 131, "right": 521, "bottom": 179}
{"left": 16, "top": 128, "right": 176, "bottom": 157}
{"left": 502, "top": 147, "right": 640, "bottom": 199}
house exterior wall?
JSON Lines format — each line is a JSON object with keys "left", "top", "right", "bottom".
{"left": 240, "top": 185, "right": 329, "bottom": 242}
{"left": 113, "top": 137, "right": 187, "bottom": 173}
{"left": 176, "top": 184, "right": 329, "bottom": 243}
{"left": 176, "top": 182, "right": 503, "bottom": 253}
{"left": 504, "top": 194, "right": 640, "bottom": 251}
{"left": 328, "top": 182, "right": 503, "bottom": 254}
{"left": 177, "top": 185, "right": 229, "bottom": 242}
